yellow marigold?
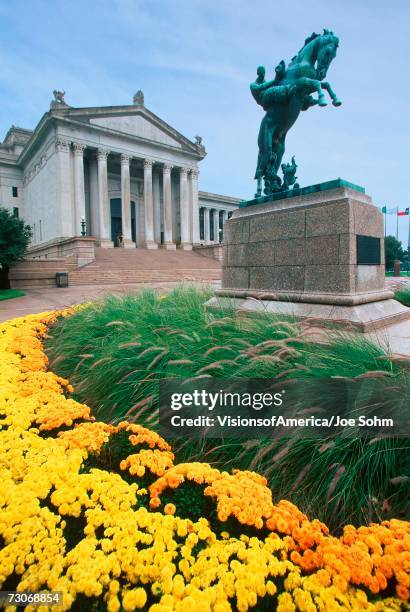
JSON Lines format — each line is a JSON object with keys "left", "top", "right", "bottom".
{"left": 149, "top": 462, "right": 221, "bottom": 503}
{"left": 122, "top": 587, "right": 147, "bottom": 610}
{"left": 57, "top": 421, "right": 115, "bottom": 452}
{"left": 120, "top": 449, "right": 174, "bottom": 478}
{"left": 117, "top": 421, "right": 171, "bottom": 451}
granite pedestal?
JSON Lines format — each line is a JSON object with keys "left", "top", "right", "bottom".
{"left": 206, "top": 180, "right": 410, "bottom": 331}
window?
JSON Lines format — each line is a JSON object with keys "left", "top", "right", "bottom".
{"left": 12, "top": 186, "right": 18, "bottom": 197}
{"left": 13, "top": 207, "right": 19, "bottom": 218}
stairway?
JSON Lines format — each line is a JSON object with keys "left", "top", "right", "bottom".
{"left": 68, "top": 247, "right": 221, "bottom": 286}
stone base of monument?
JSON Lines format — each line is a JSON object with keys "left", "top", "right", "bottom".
{"left": 206, "top": 295, "right": 410, "bottom": 332}
{"left": 206, "top": 180, "right": 410, "bottom": 332}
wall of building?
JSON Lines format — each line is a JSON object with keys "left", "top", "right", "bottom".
{"left": 0, "top": 164, "right": 24, "bottom": 217}
{"left": 22, "top": 131, "right": 75, "bottom": 244}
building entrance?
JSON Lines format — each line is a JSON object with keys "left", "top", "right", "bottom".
{"left": 110, "top": 199, "right": 137, "bottom": 246}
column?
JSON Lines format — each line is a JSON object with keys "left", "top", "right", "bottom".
{"left": 190, "top": 168, "right": 200, "bottom": 245}
{"left": 55, "top": 139, "right": 73, "bottom": 237}
{"left": 163, "top": 164, "right": 175, "bottom": 249}
{"left": 153, "top": 169, "right": 162, "bottom": 244}
{"left": 73, "top": 143, "right": 86, "bottom": 236}
{"left": 204, "top": 207, "right": 210, "bottom": 244}
{"left": 179, "top": 167, "right": 192, "bottom": 250}
{"left": 89, "top": 157, "right": 99, "bottom": 237}
{"left": 120, "top": 154, "right": 134, "bottom": 248}
{"left": 221, "top": 210, "right": 227, "bottom": 243}
{"left": 97, "top": 148, "right": 113, "bottom": 247}
{"left": 143, "top": 159, "right": 158, "bottom": 249}
{"left": 213, "top": 209, "right": 220, "bottom": 243}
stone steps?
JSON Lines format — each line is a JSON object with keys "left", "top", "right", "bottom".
{"left": 69, "top": 268, "right": 221, "bottom": 286}
{"left": 10, "top": 247, "right": 222, "bottom": 288}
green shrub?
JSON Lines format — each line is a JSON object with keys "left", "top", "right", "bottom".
{"left": 395, "top": 286, "right": 410, "bottom": 307}
{"left": 0, "top": 207, "right": 31, "bottom": 289}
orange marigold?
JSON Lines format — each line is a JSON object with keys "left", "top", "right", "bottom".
{"left": 204, "top": 469, "right": 273, "bottom": 529}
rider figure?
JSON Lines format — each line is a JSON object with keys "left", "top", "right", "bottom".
{"left": 250, "top": 61, "right": 290, "bottom": 110}
{"left": 251, "top": 62, "right": 291, "bottom": 196}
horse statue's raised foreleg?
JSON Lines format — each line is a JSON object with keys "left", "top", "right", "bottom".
{"left": 293, "top": 77, "right": 327, "bottom": 106}
{"left": 320, "top": 81, "right": 342, "bottom": 106}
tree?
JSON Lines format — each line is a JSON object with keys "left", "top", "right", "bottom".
{"left": 0, "top": 207, "right": 31, "bottom": 289}
{"left": 384, "top": 235, "right": 404, "bottom": 270}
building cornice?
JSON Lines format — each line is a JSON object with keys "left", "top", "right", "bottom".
{"left": 198, "top": 190, "right": 243, "bottom": 205}
{"left": 16, "top": 111, "right": 53, "bottom": 166}
{"left": 0, "top": 156, "right": 21, "bottom": 168}
{"left": 1, "top": 125, "right": 33, "bottom": 144}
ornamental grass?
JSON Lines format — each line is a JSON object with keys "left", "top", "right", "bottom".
{"left": 395, "top": 287, "right": 410, "bottom": 307}
{"left": 0, "top": 309, "right": 409, "bottom": 610}
{"left": 45, "top": 288, "right": 410, "bottom": 529}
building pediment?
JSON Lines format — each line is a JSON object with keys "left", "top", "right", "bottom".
{"left": 90, "top": 113, "right": 184, "bottom": 149}
{"left": 58, "top": 105, "right": 202, "bottom": 156}
{"left": 16, "top": 97, "right": 207, "bottom": 167}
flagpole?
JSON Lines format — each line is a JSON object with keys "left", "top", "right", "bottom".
{"left": 396, "top": 207, "right": 399, "bottom": 241}
{"left": 408, "top": 211, "right": 410, "bottom": 254}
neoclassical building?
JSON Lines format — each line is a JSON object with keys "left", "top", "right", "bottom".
{"left": 0, "top": 91, "right": 240, "bottom": 255}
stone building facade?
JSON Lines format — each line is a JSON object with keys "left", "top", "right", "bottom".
{"left": 0, "top": 92, "right": 240, "bottom": 254}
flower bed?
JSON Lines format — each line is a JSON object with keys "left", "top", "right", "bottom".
{"left": 0, "top": 310, "right": 409, "bottom": 611}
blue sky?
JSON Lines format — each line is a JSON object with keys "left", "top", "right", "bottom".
{"left": 1, "top": 0, "right": 409, "bottom": 244}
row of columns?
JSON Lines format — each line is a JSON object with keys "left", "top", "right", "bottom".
{"left": 59, "top": 139, "right": 201, "bottom": 249}
{"left": 202, "top": 207, "right": 229, "bottom": 244}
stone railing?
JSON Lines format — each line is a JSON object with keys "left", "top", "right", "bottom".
{"left": 26, "top": 237, "right": 96, "bottom": 267}
{"left": 193, "top": 244, "right": 223, "bottom": 262}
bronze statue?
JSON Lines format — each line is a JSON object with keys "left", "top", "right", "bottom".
{"left": 251, "top": 29, "right": 341, "bottom": 197}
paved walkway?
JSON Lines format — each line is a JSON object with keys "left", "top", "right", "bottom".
{"left": 365, "top": 319, "right": 410, "bottom": 361}
{"left": 385, "top": 277, "right": 410, "bottom": 290}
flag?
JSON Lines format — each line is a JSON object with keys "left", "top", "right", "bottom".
{"left": 382, "top": 206, "right": 398, "bottom": 214}
{"left": 397, "top": 208, "right": 409, "bottom": 216}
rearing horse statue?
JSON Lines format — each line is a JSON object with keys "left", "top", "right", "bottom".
{"left": 251, "top": 29, "right": 341, "bottom": 197}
